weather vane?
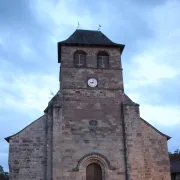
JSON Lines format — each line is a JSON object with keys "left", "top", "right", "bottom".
{"left": 77, "top": 22, "right": 80, "bottom": 29}
{"left": 98, "top": 24, "right": 101, "bottom": 31}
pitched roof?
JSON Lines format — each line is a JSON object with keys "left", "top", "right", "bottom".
{"left": 5, "top": 115, "right": 45, "bottom": 143}
{"left": 122, "top": 93, "right": 139, "bottom": 106}
{"left": 58, "top": 29, "right": 125, "bottom": 63}
{"left": 5, "top": 91, "right": 62, "bottom": 143}
{"left": 169, "top": 154, "right": 180, "bottom": 173}
{"left": 141, "top": 118, "right": 171, "bottom": 140}
{"left": 121, "top": 93, "right": 171, "bottom": 141}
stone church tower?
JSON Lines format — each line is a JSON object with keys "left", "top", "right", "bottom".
{"left": 6, "top": 29, "right": 171, "bottom": 180}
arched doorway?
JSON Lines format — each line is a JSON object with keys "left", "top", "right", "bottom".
{"left": 86, "top": 163, "right": 102, "bottom": 180}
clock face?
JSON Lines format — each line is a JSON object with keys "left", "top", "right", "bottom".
{"left": 88, "top": 78, "right": 97, "bottom": 87}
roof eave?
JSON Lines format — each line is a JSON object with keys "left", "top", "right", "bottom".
{"left": 5, "top": 137, "right": 10, "bottom": 143}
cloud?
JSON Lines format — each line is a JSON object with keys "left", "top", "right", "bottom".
{"left": 127, "top": 53, "right": 179, "bottom": 87}
{"left": 123, "top": 0, "right": 180, "bottom": 131}
{"left": 0, "top": 1, "right": 61, "bottom": 171}
{"left": 140, "top": 104, "right": 180, "bottom": 126}
{"left": 0, "top": 71, "right": 58, "bottom": 113}
{"left": 34, "top": 0, "right": 93, "bottom": 28}
{"left": 0, "top": 0, "right": 180, "bottom": 171}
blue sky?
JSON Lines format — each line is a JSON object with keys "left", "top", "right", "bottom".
{"left": 0, "top": 0, "right": 180, "bottom": 171}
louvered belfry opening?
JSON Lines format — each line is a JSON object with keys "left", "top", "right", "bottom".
{"left": 74, "top": 50, "right": 86, "bottom": 68}
{"left": 97, "top": 51, "right": 109, "bottom": 68}
{"left": 86, "top": 163, "right": 102, "bottom": 180}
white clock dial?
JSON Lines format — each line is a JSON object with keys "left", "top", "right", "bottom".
{"left": 88, "top": 78, "right": 97, "bottom": 87}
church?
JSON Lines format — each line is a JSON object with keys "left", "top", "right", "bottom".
{"left": 5, "top": 29, "right": 171, "bottom": 180}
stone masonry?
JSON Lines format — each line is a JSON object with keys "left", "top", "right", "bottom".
{"left": 5, "top": 30, "right": 171, "bottom": 180}
{"left": 7, "top": 115, "right": 47, "bottom": 180}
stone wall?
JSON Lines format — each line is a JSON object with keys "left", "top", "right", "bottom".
{"left": 60, "top": 45, "right": 124, "bottom": 91}
{"left": 61, "top": 46, "right": 122, "bottom": 69}
{"left": 8, "top": 115, "right": 47, "bottom": 180}
{"left": 141, "top": 119, "right": 171, "bottom": 180}
{"left": 50, "top": 92, "right": 127, "bottom": 180}
{"left": 121, "top": 103, "right": 171, "bottom": 180}
{"left": 52, "top": 45, "right": 126, "bottom": 180}
{"left": 123, "top": 104, "right": 145, "bottom": 180}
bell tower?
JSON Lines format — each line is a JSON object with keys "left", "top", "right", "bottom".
{"left": 50, "top": 29, "right": 127, "bottom": 180}
{"left": 58, "top": 29, "right": 125, "bottom": 92}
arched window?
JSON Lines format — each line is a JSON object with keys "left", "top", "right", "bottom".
{"left": 74, "top": 50, "right": 86, "bottom": 68}
{"left": 97, "top": 51, "right": 109, "bottom": 68}
{"left": 86, "top": 163, "right": 102, "bottom": 180}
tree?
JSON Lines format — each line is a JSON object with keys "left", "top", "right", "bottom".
{"left": 0, "top": 166, "right": 9, "bottom": 180}
{"left": 174, "top": 149, "right": 180, "bottom": 154}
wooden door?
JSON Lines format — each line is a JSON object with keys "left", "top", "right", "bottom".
{"left": 86, "top": 163, "right": 102, "bottom": 180}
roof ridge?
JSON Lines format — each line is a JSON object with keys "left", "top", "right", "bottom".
{"left": 76, "top": 29, "right": 101, "bottom": 32}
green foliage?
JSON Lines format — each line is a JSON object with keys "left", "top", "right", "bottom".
{"left": 0, "top": 165, "right": 9, "bottom": 180}
{"left": 174, "top": 149, "right": 180, "bottom": 154}
{"left": 168, "top": 149, "right": 180, "bottom": 154}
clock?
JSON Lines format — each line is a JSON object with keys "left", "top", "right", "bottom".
{"left": 88, "top": 78, "right": 98, "bottom": 87}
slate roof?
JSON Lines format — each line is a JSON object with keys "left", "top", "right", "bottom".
{"left": 58, "top": 29, "right": 125, "bottom": 63}
{"left": 169, "top": 154, "right": 180, "bottom": 173}
{"left": 122, "top": 93, "right": 139, "bottom": 106}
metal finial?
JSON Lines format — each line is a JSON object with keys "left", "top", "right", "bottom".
{"left": 77, "top": 22, "right": 80, "bottom": 29}
{"left": 98, "top": 24, "right": 101, "bottom": 31}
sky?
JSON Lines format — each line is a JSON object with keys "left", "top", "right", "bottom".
{"left": 0, "top": 0, "right": 180, "bottom": 171}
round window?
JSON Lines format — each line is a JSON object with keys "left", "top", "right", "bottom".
{"left": 89, "top": 120, "right": 98, "bottom": 126}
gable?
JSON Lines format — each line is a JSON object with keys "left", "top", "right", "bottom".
{"left": 5, "top": 115, "right": 46, "bottom": 143}
{"left": 141, "top": 118, "right": 171, "bottom": 140}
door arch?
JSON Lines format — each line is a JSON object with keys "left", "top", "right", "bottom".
{"left": 86, "top": 163, "right": 102, "bottom": 180}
